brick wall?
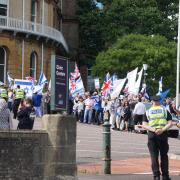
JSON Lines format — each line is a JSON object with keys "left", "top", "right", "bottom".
{"left": 0, "top": 33, "right": 54, "bottom": 80}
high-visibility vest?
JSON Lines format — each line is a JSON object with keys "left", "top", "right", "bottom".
{"left": 15, "top": 89, "right": 24, "bottom": 99}
{"left": 0, "top": 88, "right": 7, "bottom": 98}
{"left": 147, "top": 106, "right": 167, "bottom": 129}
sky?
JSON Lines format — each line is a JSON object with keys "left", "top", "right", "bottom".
{"left": 94, "top": 0, "right": 104, "bottom": 9}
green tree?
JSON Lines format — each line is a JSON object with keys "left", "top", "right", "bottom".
{"left": 77, "top": 0, "right": 105, "bottom": 67}
{"left": 101, "top": 0, "right": 178, "bottom": 44}
{"left": 92, "top": 34, "right": 177, "bottom": 95}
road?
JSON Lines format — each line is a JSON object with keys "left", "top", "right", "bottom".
{"left": 77, "top": 123, "right": 180, "bottom": 179}
{"left": 12, "top": 118, "right": 180, "bottom": 179}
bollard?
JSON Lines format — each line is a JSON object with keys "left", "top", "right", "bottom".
{"left": 102, "top": 115, "right": 111, "bottom": 174}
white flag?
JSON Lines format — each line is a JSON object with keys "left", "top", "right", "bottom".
{"left": 131, "top": 68, "right": 143, "bottom": 95}
{"left": 111, "top": 78, "right": 127, "bottom": 98}
{"left": 126, "top": 68, "right": 138, "bottom": 94}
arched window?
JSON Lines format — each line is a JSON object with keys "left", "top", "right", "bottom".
{"left": 30, "top": 52, "right": 37, "bottom": 80}
{"left": 0, "top": 47, "right": 6, "bottom": 83}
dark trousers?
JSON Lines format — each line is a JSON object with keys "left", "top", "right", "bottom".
{"left": 13, "top": 98, "right": 21, "bottom": 119}
{"left": 95, "top": 109, "right": 102, "bottom": 124}
{"left": 148, "top": 132, "right": 169, "bottom": 178}
{"left": 134, "top": 114, "right": 143, "bottom": 125}
{"left": 78, "top": 110, "right": 84, "bottom": 123}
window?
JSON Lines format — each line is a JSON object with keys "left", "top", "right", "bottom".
{"left": 0, "top": 47, "right": 6, "bottom": 83}
{"left": 31, "top": 0, "right": 37, "bottom": 22}
{"left": 0, "top": 0, "right": 7, "bottom": 16}
{"left": 30, "top": 52, "right": 37, "bottom": 79}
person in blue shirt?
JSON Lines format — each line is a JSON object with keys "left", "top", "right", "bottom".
{"left": 32, "top": 90, "right": 42, "bottom": 117}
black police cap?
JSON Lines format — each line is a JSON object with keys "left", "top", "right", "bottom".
{"left": 150, "top": 95, "right": 161, "bottom": 101}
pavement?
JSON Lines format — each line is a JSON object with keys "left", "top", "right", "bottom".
{"left": 12, "top": 118, "right": 180, "bottom": 180}
{"left": 77, "top": 123, "right": 180, "bottom": 180}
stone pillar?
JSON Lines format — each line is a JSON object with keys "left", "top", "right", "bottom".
{"left": 42, "top": 114, "right": 77, "bottom": 180}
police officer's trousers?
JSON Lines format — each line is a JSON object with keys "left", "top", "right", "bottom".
{"left": 148, "top": 131, "right": 169, "bottom": 178}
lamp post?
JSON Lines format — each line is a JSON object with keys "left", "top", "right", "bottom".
{"left": 176, "top": 0, "right": 180, "bottom": 108}
{"left": 143, "top": 64, "right": 148, "bottom": 86}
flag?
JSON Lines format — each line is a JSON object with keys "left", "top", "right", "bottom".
{"left": 123, "top": 68, "right": 138, "bottom": 95}
{"left": 48, "top": 79, "right": 51, "bottom": 90}
{"left": 69, "top": 63, "right": 85, "bottom": 97}
{"left": 38, "top": 72, "right": 48, "bottom": 86}
{"left": 132, "top": 68, "right": 143, "bottom": 95}
{"left": 101, "top": 73, "right": 111, "bottom": 96}
{"left": 140, "top": 85, "right": 150, "bottom": 100}
{"left": 157, "top": 77, "right": 163, "bottom": 95}
{"left": 70, "top": 63, "right": 80, "bottom": 80}
{"left": 111, "top": 78, "right": 127, "bottom": 98}
{"left": 7, "top": 73, "right": 14, "bottom": 87}
{"left": 26, "top": 76, "right": 34, "bottom": 81}
{"left": 159, "top": 89, "right": 170, "bottom": 104}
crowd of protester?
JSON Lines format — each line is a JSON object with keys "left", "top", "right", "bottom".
{"left": 69, "top": 91, "right": 180, "bottom": 132}
{"left": 0, "top": 84, "right": 50, "bottom": 130}
{"left": 0, "top": 84, "right": 180, "bottom": 132}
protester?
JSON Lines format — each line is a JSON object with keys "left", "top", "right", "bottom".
{"left": 115, "top": 100, "right": 123, "bottom": 131}
{"left": 13, "top": 85, "right": 25, "bottom": 119}
{"left": 0, "top": 98, "right": 12, "bottom": 129}
{"left": 77, "top": 96, "right": 84, "bottom": 123}
{"left": 109, "top": 97, "right": 117, "bottom": 130}
{"left": 32, "top": 87, "right": 42, "bottom": 118}
{"left": 122, "top": 100, "right": 131, "bottom": 131}
{"left": 133, "top": 97, "right": 146, "bottom": 125}
{"left": 7, "top": 89, "right": 13, "bottom": 111}
{"left": 17, "top": 98, "right": 34, "bottom": 130}
{"left": 83, "top": 93, "right": 94, "bottom": 124}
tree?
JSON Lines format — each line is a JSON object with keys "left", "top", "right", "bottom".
{"left": 92, "top": 34, "right": 177, "bottom": 95}
{"left": 77, "top": 0, "right": 105, "bottom": 67}
{"left": 100, "top": 0, "right": 178, "bottom": 44}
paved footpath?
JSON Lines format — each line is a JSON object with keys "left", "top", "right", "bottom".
{"left": 77, "top": 123, "right": 180, "bottom": 179}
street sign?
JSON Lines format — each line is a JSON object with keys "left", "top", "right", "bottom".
{"left": 51, "top": 55, "right": 69, "bottom": 112}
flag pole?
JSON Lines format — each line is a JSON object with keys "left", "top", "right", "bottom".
{"left": 176, "top": 0, "right": 180, "bottom": 108}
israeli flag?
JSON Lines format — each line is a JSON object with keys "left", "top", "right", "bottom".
{"left": 7, "top": 73, "right": 14, "bottom": 87}
{"left": 38, "top": 72, "right": 48, "bottom": 86}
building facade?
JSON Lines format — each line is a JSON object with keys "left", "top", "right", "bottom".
{"left": 0, "top": 0, "right": 78, "bottom": 83}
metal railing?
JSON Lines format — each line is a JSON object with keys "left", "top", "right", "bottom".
{"left": 0, "top": 16, "right": 68, "bottom": 51}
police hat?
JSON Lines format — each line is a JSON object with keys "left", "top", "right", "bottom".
{"left": 150, "top": 95, "right": 161, "bottom": 101}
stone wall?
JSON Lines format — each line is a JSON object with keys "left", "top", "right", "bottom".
{"left": 0, "top": 115, "right": 77, "bottom": 180}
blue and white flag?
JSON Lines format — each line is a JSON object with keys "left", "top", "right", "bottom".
{"left": 157, "top": 77, "right": 163, "bottom": 95}
{"left": 38, "top": 72, "right": 48, "bottom": 86}
{"left": 159, "top": 89, "right": 170, "bottom": 104}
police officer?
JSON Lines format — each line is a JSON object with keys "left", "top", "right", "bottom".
{"left": 13, "top": 85, "right": 25, "bottom": 119}
{"left": 140, "top": 95, "right": 172, "bottom": 180}
{"left": 0, "top": 86, "right": 8, "bottom": 101}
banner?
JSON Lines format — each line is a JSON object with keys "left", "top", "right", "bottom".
{"left": 14, "top": 79, "right": 34, "bottom": 97}
{"left": 111, "top": 78, "right": 127, "bottom": 98}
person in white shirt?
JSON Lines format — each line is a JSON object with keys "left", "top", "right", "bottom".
{"left": 77, "top": 96, "right": 84, "bottom": 123}
{"left": 83, "top": 94, "right": 94, "bottom": 124}
{"left": 133, "top": 97, "right": 146, "bottom": 125}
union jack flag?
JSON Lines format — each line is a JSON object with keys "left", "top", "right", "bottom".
{"left": 101, "top": 73, "right": 112, "bottom": 96}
